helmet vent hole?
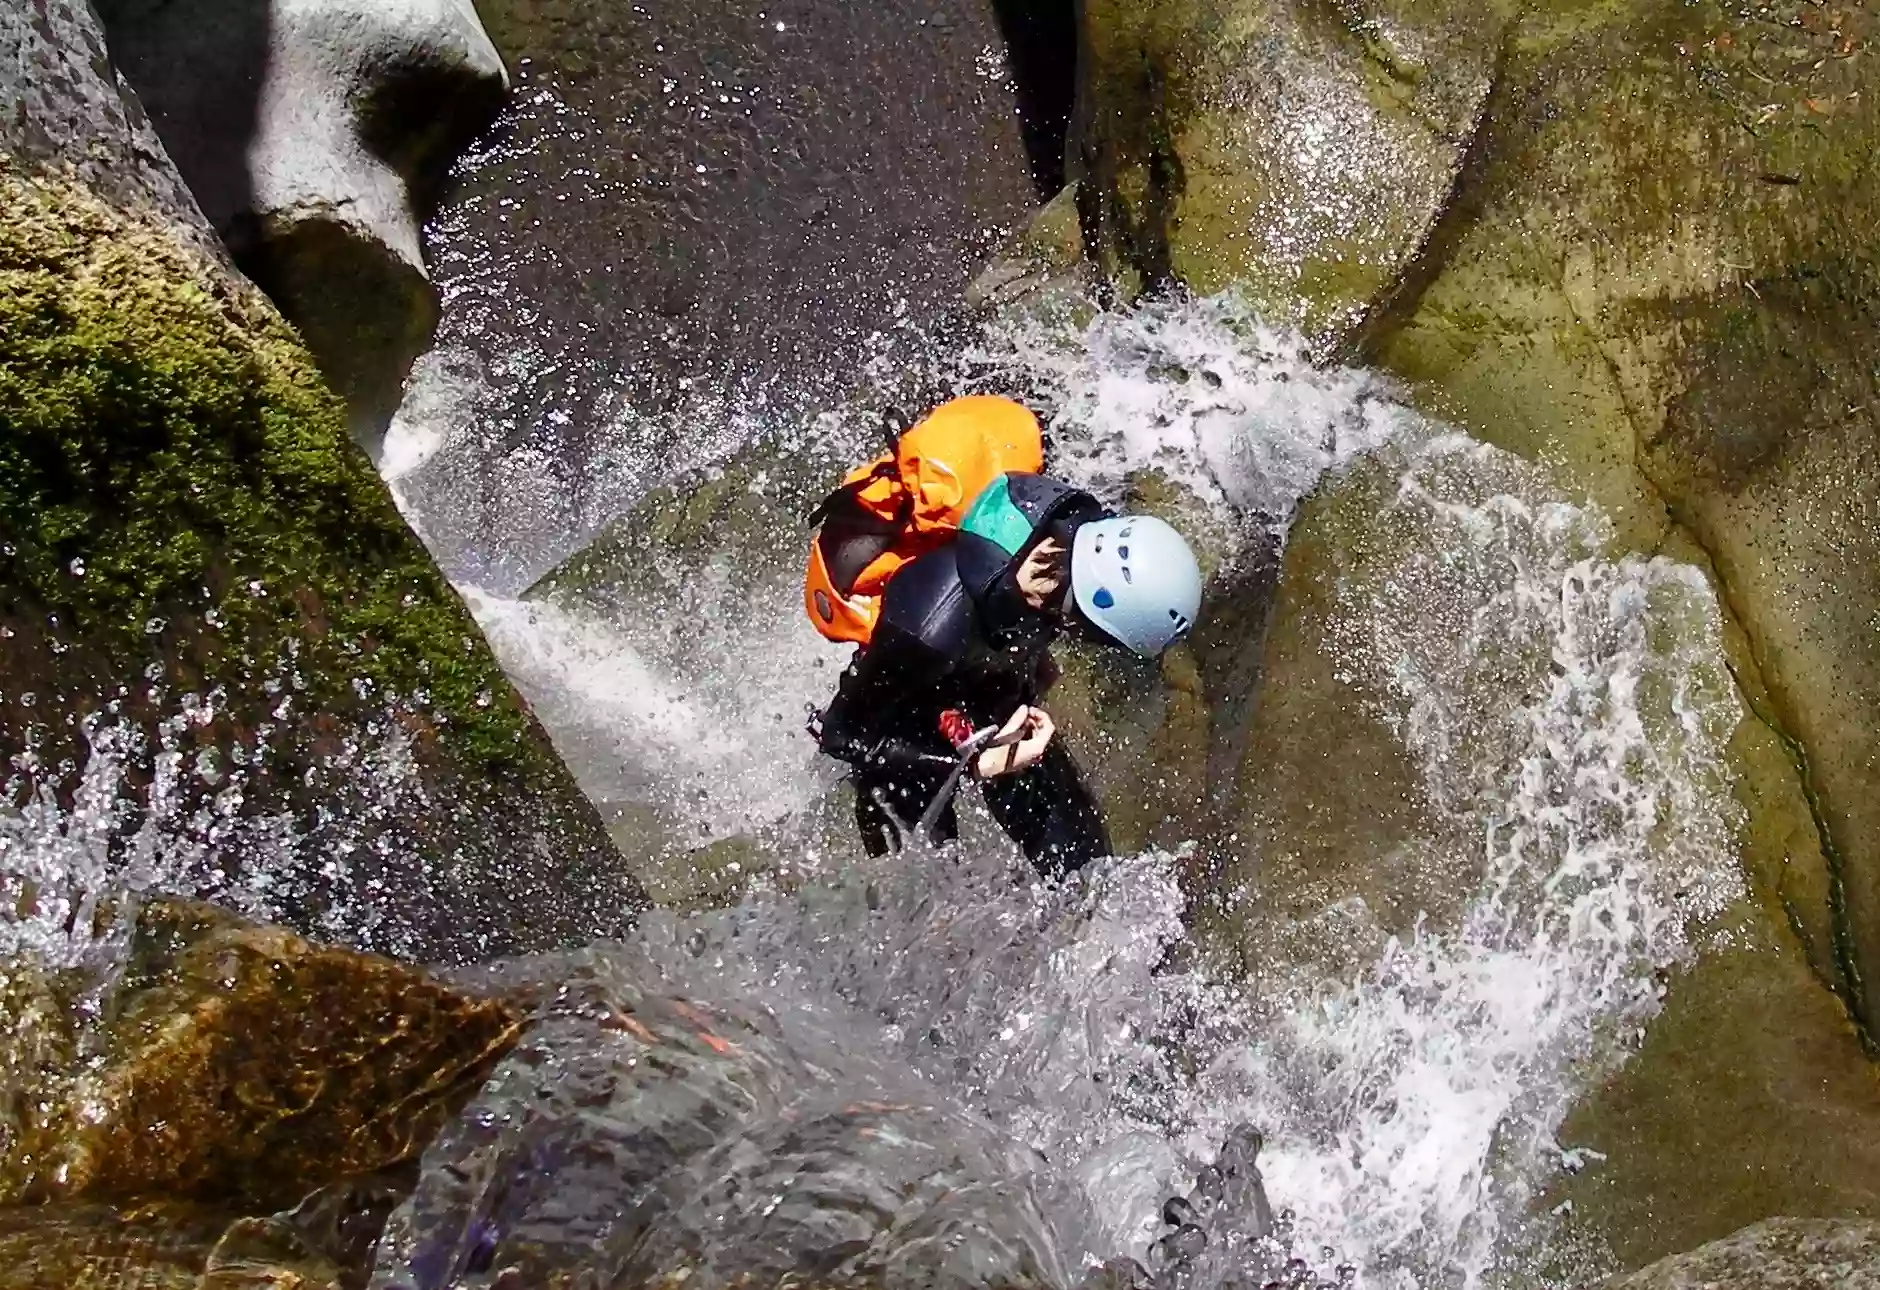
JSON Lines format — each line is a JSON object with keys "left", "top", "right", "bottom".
{"left": 1118, "top": 545, "right": 1129, "bottom": 559}
{"left": 1093, "top": 588, "right": 1115, "bottom": 609}
{"left": 1121, "top": 567, "right": 1132, "bottom": 584}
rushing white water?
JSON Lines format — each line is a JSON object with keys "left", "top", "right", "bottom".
{"left": 409, "top": 293, "right": 1744, "bottom": 1287}
{"left": 0, "top": 293, "right": 1747, "bottom": 1289}
{"left": 462, "top": 585, "right": 839, "bottom": 873}
{"left": 1180, "top": 437, "right": 1742, "bottom": 1288}
{"left": 971, "top": 291, "right": 1413, "bottom": 531}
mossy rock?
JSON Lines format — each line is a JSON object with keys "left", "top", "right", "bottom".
{"left": 5, "top": 899, "right": 522, "bottom": 1214}
{"left": 1199, "top": 444, "right": 1479, "bottom": 981}
{"left": 1356, "top": 0, "right": 1880, "bottom": 1037}
{"left": 1073, "top": 0, "right": 1517, "bottom": 344}
{"left": 0, "top": 161, "right": 643, "bottom": 958}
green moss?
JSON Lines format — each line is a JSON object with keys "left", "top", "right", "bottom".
{"left": 0, "top": 169, "right": 536, "bottom": 775}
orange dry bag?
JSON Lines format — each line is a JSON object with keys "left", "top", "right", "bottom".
{"left": 805, "top": 395, "right": 1045, "bottom": 645}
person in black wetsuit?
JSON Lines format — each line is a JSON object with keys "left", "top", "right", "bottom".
{"left": 813, "top": 472, "right": 1204, "bottom": 878}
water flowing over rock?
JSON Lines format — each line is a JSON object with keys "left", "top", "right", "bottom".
{"left": 0, "top": 0, "right": 640, "bottom": 962}
{"left": 0, "top": 1204, "right": 348, "bottom": 1290}
{"left": 1605, "top": 1217, "right": 1880, "bottom": 1290}
{"left": 93, "top": 0, "right": 512, "bottom": 454}
{"left": 1360, "top": 0, "right": 1880, "bottom": 1045}
{"left": 15, "top": 0, "right": 1880, "bottom": 1281}
{"left": 0, "top": 901, "right": 520, "bottom": 1288}
{"left": 386, "top": 0, "right": 1053, "bottom": 589}
{"left": 1077, "top": 0, "right": 1880, "bottom": 1033}
{"left": 1066, "top": 0, "right": 1880, "bottom": 1265}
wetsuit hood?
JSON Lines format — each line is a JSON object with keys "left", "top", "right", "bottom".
{"left": 955, "top": 473, "right": 1108, "bottom": 618}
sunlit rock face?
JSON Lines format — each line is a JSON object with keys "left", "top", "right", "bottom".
{"left": 1604, "top": 1218, "right": 1880, "bottom": 1290}
{"left": 93, "top": 0, "right": 513, "bottom": 455}
{"left": 1071, "top": 0, "right": 1515, "bottom": 344}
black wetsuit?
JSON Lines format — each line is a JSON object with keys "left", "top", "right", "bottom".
{"left": 814, "top": 475, "right": 1111, "bottom": 877}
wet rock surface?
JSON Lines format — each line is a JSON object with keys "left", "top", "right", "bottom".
{"left": 1605, "top": 1217, "right": 1880, "bottom": 1289}
{"left": 0, "top": 0, "right": 220, "bottom": 259}
{"left": 7, "top": 900, "right": 522, "bottom": 1212}
{"left": 392, "top": 0, "right": 1052, "bottom": 589}
{"left": 1072, "top": 0, "right": 1514, "bottom": 343}
{"left": 0, "top": 0, "right": 642, "bottom": 963}
{"left": 94, "top": 0, "right": 513, "bottom": 452}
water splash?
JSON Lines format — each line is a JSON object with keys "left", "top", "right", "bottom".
{"left": 1183, "top": 436, "right": 1742, "bottom": 1288}
{"left": 462, "top": 587, "right": 838, "bottom": 858}
{"left": 971, "top": 291, "right": 1416, "bottom": 530}
{"left": 423, "top": 294, "right": 1744, "bottom": 1287}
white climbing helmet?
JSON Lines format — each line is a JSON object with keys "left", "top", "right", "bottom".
{"left": 1069, "top": 514, "right": 1203, "bottom": 657}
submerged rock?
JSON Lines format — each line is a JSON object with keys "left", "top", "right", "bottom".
{"left": 9, "top": 900, "right": 521, "bottom": 1212}
{"left": 92, "top": 0, "right": 512, "bottom": 454}
{"left": 1605, "top": 1217, "right": 1880, "bottom": 1289}
{"left": 0, "top": 1203, "right": 358, "bottom": 1290}
{"left": 0, "top": 0, "right": 641, "bottom": 962}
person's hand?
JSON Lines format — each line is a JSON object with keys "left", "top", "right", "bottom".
{"left": 1015, "top": 538, "right": 1068, "bottom": 610}
{"left": 975, "top": 706, "right": 1054, "bottom": 778}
